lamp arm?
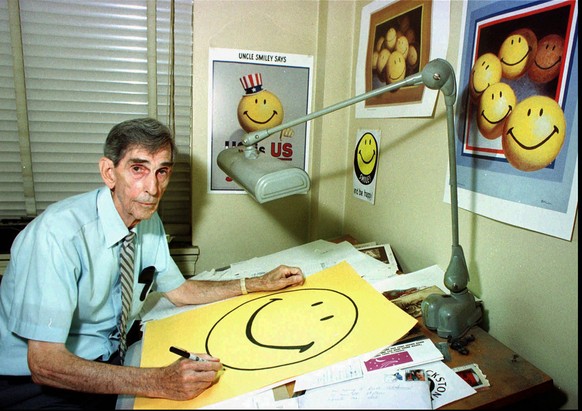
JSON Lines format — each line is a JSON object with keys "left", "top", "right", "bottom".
{"left": 242, "top": 58, "right": 456, "bottom": 147}
{"left": 445, "top": 95, "right": 460, "bottom": 248}
{"left": 241, "top": 72, "right": 422, "bottom": 147}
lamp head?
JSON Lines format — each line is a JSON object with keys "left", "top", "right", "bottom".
{"left": 217, "top": 146, "right": 310, "bottom": 203}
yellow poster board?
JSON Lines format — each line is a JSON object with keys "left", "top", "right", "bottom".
{"left": 135, "top": 261, "right": 417, "bottom": 409}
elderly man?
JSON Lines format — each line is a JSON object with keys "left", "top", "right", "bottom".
{"left": 0, "top": 118, "right": 304, "bottom": 409}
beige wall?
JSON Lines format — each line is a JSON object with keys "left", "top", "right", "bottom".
{"left": 190, "top": 0, "right": 320, "bottom": 270}
{"left": 191, "top": 1, "right": 578, "bottom": 408}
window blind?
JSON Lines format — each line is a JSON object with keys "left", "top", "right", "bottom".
{"left": 0, "top": 0, "right": 192, "bottom": 240}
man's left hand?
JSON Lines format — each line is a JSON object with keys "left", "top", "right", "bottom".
{"left": 250, "top": 265, "right": 304, "bottom": 292}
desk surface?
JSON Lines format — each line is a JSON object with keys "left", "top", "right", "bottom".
{"left": 328, "top": 235, "right": 554, "bottom": 408}
{"left": 279, "top": 322, "right": 554, "bottom": 409}
{"left": 417, "top": 321, "right": 553, "bottom": 409}
{"left": 124, "top": 237, "right": 553, "bottom": 409}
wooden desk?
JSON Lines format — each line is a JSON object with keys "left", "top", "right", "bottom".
{"left": 326, "top": 235, "right": 554, "bottom": 408}
{"left": 416, "top": 321, "right": 554, "bottom": 409}
{"left": 278, "top": 322, "right": 554, "bottom": 409}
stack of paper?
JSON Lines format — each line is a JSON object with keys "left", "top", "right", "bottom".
{"left": 218, "top": 239, "right": 398, "bottom": 283}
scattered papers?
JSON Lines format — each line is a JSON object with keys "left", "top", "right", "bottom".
{"left": 383, "top": 285, "right": 445, "bottom": 318}
{"left": 293, "top": 357, "right": 363, "bottom": 392}
{"left": 226, "top": 239, "right": 397, "bottom": 283}
{"left": 398, "top": 361, "right": 477, "bottom": 409}
{"left": 297, "top": 370, "right": 431, "bottom": 409}
{"left": 364, "top": 338, "right": 444, "bottom": 374}
{"left": 140, "top": 240, "right": 400, "bottom": 323}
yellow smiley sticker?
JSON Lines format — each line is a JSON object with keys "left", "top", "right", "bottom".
{"left": 354, "top": 132, "right": 378, "bottom": 185}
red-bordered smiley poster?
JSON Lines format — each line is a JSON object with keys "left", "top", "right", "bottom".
{"left": 452, "top": 0, "right": 578, "bottom": 240}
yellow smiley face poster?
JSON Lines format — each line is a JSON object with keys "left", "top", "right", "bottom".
{"left": 353, "top": 129, "right": 381, "bottom": 204}
{"left": 135, "top": 261, "right": 416, "bottom": 409}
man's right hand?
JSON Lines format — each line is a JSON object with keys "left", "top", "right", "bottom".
{"left": 158, "top": 356, "right": 223, "bottom": 400}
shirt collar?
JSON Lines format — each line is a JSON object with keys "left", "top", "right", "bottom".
{"left": 97, "top": 186, "right": 134, "bottom": 248}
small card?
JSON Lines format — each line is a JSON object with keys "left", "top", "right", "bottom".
{"left": 453, "top": 363, "right": 490, "bottom": 390}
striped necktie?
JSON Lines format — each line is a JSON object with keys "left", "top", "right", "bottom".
{"left": 119, "top": 231, "right": 136, "bottom": 362}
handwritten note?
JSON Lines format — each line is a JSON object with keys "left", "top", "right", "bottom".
{"left": 294, "top": 357, "right": 364, "bottom": 392}
{"left": 297, "top": 370, "right": 431, "bottom": 409}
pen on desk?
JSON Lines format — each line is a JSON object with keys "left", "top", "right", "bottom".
{"left": 169, "top": 346, "right": 207, "bottom": 362}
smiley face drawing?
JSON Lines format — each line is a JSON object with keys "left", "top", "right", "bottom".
{"left": 205, "top": 288, "right": 358, "bottom": 371}
{"left": 237, "top": 73, "right": 284, "bottom": 133}
{"left": 502, "top": 95, "right": 566, "bottom": 172}
{"left": 353, "top": 132, "right": 378, "bottom": 185}
{"left": 498, "top": 28, "right": 537, "bottom": 80}
{"left": 477, "top": 82, "right": 516, "bottom": 140}
{"left": 469, "top": 53, "right": 502, "bottom": 102}
{"left": 528, "top": 34, "right": 564, "bottom": 84}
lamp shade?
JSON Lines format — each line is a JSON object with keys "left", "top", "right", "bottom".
{"left": 217, "top": 147, "right": 310, "bottom": 203}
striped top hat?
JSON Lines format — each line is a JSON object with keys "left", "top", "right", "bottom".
{"left": 240, "top": 73, "right": 263, "bottom": 94}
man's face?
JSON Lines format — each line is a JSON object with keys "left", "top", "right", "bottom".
{"left": 101, "top": 145, "right": 174, "bottom": 228}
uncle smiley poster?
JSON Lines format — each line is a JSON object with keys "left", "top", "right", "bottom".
{"left": 208, "top": 48, "right": 313, "bottom": 193}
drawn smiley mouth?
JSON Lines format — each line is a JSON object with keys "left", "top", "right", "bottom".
{"left": 358, "top": 150, "right": 376, "bottom": 164}
{"left": 246, "top": 298, "right": 317, "bottom": 353}
{"left": 507, "top": 125, "right": 559, "bottom": 150}
{"left": 472, "top": 81, "right": 489, "bottom": 95}
{"left": 243, "top": 110, "right": 278, "bottom": 125}
{"left": 480, "top": 107, "right": 512, "bottom": 125}
{"left": 533, "top": 56, "right": 561, "bottom": 71}
{"left": 500, "top": 47, "right": 531, "bottom": 66}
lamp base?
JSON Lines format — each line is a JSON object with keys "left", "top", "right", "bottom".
{"left": 421, "top": 289, "right": 482, "bottom": 340}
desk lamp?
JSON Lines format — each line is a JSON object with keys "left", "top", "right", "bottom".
{"left": 218, "top": 58, "right": 482, "bottom": 340}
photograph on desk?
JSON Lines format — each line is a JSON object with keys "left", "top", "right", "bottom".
{"left": 382, "top": 285, "right": 444, "bottom": 318}
{"left": 355, "top": 242, "right": 400, "bottom": 274}
{"left": 135, "top": 261, "right": 417, "bottom": 409}
{"left": 452, "top": 363, "right": 490, "bottom": 390}
{"left": 396, "top": 361, "right": 477, "bottom": 408}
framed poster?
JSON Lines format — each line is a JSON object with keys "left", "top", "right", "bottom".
{"left": 451, "top": 0, "right": 578, "bottom": 240}
{"left": 355, "top": 0, "right": 451, "bottom": 118}
{"left": 208, "top": 48, "right": 313, "bottom": 193}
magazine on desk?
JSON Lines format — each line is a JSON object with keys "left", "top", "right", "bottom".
{"left": 364, "top": 338, "right": 444, "bottom": 374}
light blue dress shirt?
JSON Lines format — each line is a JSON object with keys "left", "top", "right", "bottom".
{"left": 0, "top": 186, "right": 185, "bottom": 375}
